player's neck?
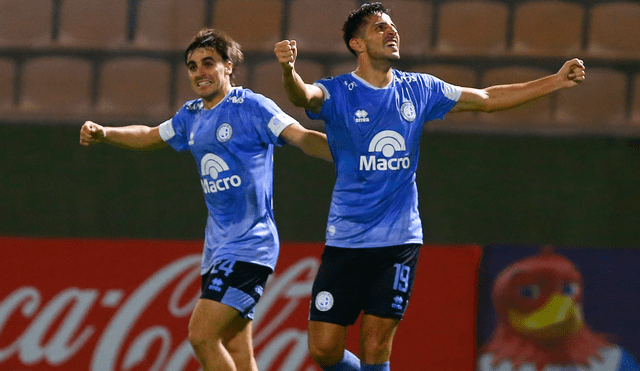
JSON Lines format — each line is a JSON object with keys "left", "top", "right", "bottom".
{"left": 354, "top": 60, "right": 393, "bottom": 88}
{"left": 201, "top": 84, "right": 232, "bottom": 110}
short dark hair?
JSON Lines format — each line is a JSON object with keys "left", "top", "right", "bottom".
{"left": 184, "top": 28, "right": 244, "bottom": 82}
{"left": 342, "top": 2, "right": 390, "bottom": 56}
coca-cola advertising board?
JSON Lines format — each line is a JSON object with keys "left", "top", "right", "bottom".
{"left": 0, "top": 237, "right": 480, "bottom": 370}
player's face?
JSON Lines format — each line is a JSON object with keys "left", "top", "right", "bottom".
{"left": 361, "top": 13, "right": 400, "bottom": 61}
{"left": 186, "top": 47, "right": 232, "bottom": 108}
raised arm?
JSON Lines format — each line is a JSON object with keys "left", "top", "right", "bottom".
{"left": 79, "top": 121, "right": 166, "bottom": 150}
{"left": 274, "top": 40, "right": 325, "bottom": 114}
{"left": 451, "top": 58, "right": 586, "bottom": 113}
{"left": 279, "top": 122, "right": 333, "bottom": 163}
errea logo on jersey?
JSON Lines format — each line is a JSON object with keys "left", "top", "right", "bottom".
{"left": 355, "top": 109, "right": 370, "bottom": 122}
{"left": 200, "top": 153, "right": 242, "bottom": 193}
{"left": 359, "top": 130, "right": 411, "bottom": 171}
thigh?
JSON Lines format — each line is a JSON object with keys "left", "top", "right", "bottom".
{"left": 308, "top": 320, "right": 349, "bottom": 367}
{"left": 189, "top": 298, "right": 242, "bottom": 340}
{"left": 222, "top": 318, "right": 258, "bottom": 371}
{"left": 359, "top": 314, "right": 400, "bottom": 364}
{"left": 189, "top": 299, "right": 258, "bottom": 371}
{"left": 308, "top": 320, "right": 348, "bottom": 349}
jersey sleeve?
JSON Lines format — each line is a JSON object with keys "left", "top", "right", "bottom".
{"left": 245, "top": 92, "right": 297, "bottom": 146}
{"left": 305, "top": 77, "right": 336, "bottom": 122}
{"left": 419, "top": 73, "right": 461, "bottom": 121}
{"left": 158, "top": 103, "right": 191, "bottom": 152}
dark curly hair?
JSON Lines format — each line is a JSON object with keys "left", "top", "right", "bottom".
{"left": 342, "top": 3, "right": 390, "bottom": 56}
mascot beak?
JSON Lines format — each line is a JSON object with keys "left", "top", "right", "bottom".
{"left": 508, "top": 293, "right": 584, "bottom": 339}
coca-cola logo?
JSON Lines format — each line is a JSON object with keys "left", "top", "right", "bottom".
{"left": 0, "top": 240, "right": 323, "bottom": 371}
{"left": 0, "top": 238, "right": 484, "bottom": 371}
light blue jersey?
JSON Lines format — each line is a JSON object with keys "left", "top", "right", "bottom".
{"left": 159, "top": 87, "right": 295, "bottom": 274}
{"left": 308, "top": 70, "right": 460, "bottom": 248}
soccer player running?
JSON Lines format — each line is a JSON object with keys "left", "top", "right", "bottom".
{"left": 80, "top": 28, "right": 331, "bottom": 371}
{"left": 274, "top": 3, "right": 585, "bottom": 371}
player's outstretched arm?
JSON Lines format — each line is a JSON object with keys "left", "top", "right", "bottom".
{"left": 280, "top": 123, "right": 333, "bottom": 163}
{"left": 451, "top": 58, "right": 586, "bottom": 114}
{"left": 274, "top": 40, "right": 325, "bottom": 114}
{"left": 79, "top": 121, "right": 166, "bottom": 150}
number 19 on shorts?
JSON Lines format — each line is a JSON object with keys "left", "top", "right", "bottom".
{"left": 393, "top": 263, "right": 411, "bottom": 292}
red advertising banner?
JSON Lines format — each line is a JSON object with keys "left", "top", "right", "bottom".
{"left": 0, "top": 237, "right": 480, "bottom": 371}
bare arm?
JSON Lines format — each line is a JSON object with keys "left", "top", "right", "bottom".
{"left": 274, "top": 40, "right": 325, "bottom": 114}
{"left": 279, "top": 123, "right": 333, "bottom": 163}
{"left": 79, "top": 121, "right": 166, "bottom": 150}
{"left": 451, "top": 58, "right": 586, "bottom": 113}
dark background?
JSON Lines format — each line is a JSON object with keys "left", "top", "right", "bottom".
{"left": 1, "top": 124, "right": 638, "bottom": 248}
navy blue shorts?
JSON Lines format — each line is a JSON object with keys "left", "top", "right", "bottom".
{"left": 201, "top": 259, "right": 272, "bottom": 319}
{"left": 309, "top": 244, "right": 421, "bottom": 326}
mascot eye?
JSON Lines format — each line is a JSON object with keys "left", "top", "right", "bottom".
{"left": 518, "top": 285, "right": 540, "bottom": 300}
{"left": 562, "top": 282, "right": 580, "bottom": 296}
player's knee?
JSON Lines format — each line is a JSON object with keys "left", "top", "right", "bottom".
{"left": 360, "top": 335, "right": 393, "bottom": 362}
{"left": 188, "top": 326, "right": 210, "bottom": 354}
{"left": 225, "top": 343, "right": 255, "bottom": 371}
{"left": 308, "top": 339, "right": 343, "bottom": 368}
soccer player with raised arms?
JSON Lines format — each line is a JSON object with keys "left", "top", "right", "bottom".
{"left": 274, "top": 3, "right": 586, "bottom": 371}
{"left": 80, "top": 28, "right": 331, "bottom": 371}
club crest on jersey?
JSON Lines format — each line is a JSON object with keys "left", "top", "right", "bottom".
{"left": 355, "top": 109, "right": 370, "bottom": 123}
{"left": 200, "top": 153, "right": 242, "bottom": 193}
{"left": 216, "top": 123, "right": 233, "bottom": 142}
{"left": 401, "top": 101, "right": 416, "bottom": 122}
{"left": 359, "top": 130, "right": 411, "bottom": 171}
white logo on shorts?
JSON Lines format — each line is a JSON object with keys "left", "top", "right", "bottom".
{"left": 315, "top": 291, "right": 334, "bottom": 312}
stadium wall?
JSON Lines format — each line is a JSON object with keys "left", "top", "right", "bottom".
{"left": 1, "top": 123, "right": 638, "bottom": 248}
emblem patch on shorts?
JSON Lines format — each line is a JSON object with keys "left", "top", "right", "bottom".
{"left": 315, "top": 291, "right": 334, "bottom": 312}
{"left": 217, "top": 123, "right": 233, "bottom": 142}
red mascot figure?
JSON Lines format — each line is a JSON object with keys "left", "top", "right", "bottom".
{"left": 478, "top": 247, "right": 639, "bottom": 371}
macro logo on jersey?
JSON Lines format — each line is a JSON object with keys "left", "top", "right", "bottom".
{"left": 200, "top": 153, "right": 242, "bottom": 193}
{"left": 359, "top": 130, "right": 411, "bottom": 171}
